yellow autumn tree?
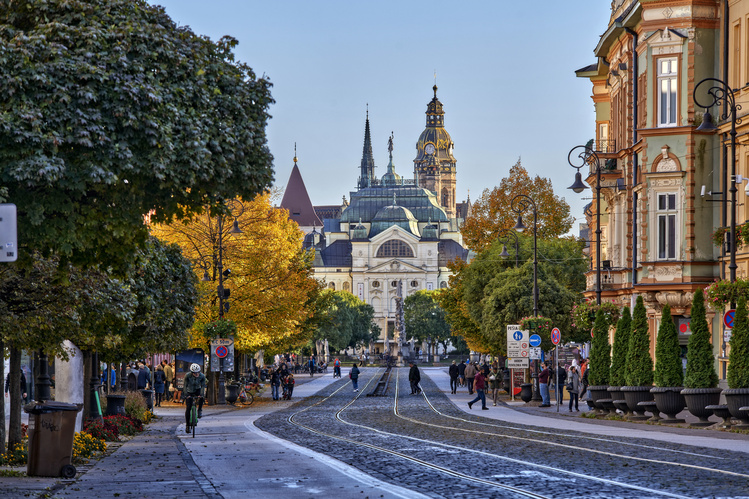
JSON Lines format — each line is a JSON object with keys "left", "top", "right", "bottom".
{"left": 461, "top": 159, "right": 573, "bottom": 252}
{"left": 151, "top": 192, "right": 318, "bottom": 354}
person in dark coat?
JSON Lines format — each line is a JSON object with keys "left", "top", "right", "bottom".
{"left": 408, "top": 361, "right": 421, "bottom": 394}
{"left": 555, "top": 362, "right": 567, "bottom": 405}
{"left": 457, "top": 360, "right": 467, "bottom": 387}
{"left": 4, "top": 370, "right": 27, "bottom": 403}
{"left": 153, "top": 365, "right": 166, "bottom": 407}
{"left": 136, "top": 362, "right": 150, "bottom": 389}
{"left": 448, "top": 360, "right": 459, "bottom": 394}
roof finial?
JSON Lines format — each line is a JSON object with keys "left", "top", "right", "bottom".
{"left": 293, "top": 142, "right": 298, "bottom": 165}
{"left": 366, "top": 103, "right": 369, "bottom": 120}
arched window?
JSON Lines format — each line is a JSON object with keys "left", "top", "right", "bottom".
{"left": 343, "top": 282, "right": 351, "bottom": 292}
{"left": 441, "top": 187, "right": 449, "bottom": 207}
{"left": 376, "top": 240, "right": 414, "bottom": 258}
{"left": 328, "top": 282, "right": 336, "bottom": 290}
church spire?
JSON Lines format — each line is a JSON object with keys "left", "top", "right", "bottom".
{"left": 358, "top": 105, "right": 376, "bottom": 190}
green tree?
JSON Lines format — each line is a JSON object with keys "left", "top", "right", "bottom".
{"left": 313, "top": 290, "right": 376, "bottom": 353}
{"left": 0, "top": 0, "right": 274, "bottom": 271}
{"left": 588, "top": 309, "right": 610, "bottom": 386}
{"left": 727, "top": 295, "right": 749, "bottom": 388}
{"left": 653, "top": 304, "right": 683, "bottom": 387}
{"left": 625, "top": 296, "right": 653, "bottom": 386}
{"left": 405, "top": 290, "right": 451, "bottom": 357}
{"left": 609, "top": 307, "right": 631, "bottom": 386}
{"left": 684, "top": 289, "right": 718, "bottom": 388}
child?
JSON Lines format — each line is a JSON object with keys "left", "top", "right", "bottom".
{"left": 283, "top": 373, "right": 295, "bottom": 400}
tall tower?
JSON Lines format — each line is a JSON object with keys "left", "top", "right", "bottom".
{"left": 413, "top": 85, "right": 457, "bottom": 218}
{"left": 358, "top": 108, "right": 376, "bottom": 189}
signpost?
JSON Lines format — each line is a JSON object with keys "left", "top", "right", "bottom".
{"left": 551, "top": 327, "right": 561, "bottom": 412}
{"left": 210, "top": 338, "right": 234, "bottom": 373}
{"left": 507, "top": 325, "right": 530, "bottom": 401}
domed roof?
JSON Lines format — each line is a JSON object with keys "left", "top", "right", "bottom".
{"left": 370, "top": 200, "right": 420, "bottom": 237}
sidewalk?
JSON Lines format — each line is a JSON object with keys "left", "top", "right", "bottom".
{"left": 422, "top": 367, "right": 749, "bottom": 454}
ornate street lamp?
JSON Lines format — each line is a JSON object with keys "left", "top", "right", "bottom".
{"left": 511, "top": 194, "right": 541, "bottom": 402}
{"left": 567, "top": 144, "right": 602, "bottom": 305}
{"left": 498, "top": 228, "right": 519, "bottom": 268}
{"left": 694, "top": 77, "right": 738, "bottom": 283}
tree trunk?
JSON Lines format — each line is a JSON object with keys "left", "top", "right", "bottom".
{"left": 82, "top": 351, "right": 91, "bottom": 420}
{"left": 7, "top": 345, "right": 23, "bottom": 452}
{"left": 0, "top": 340, "right": 5, "bottom": 456}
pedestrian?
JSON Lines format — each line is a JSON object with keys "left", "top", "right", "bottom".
{"left": 4, "top": 369, "right": 27, "bottom": 404}
{"left": 408, "top": 361, "right": 421, "bottom": 394}
{"left": 467, "top": 369, "right": 488, "bottom": 410}
{"left": 153, "top": 365, "right": 166, "bottom": 407}
{"left": 567, "top": 365, "right": 580, "bottom": 412}
{"left": 270, "top": 367, "right": 281, "bottom": 400}
{"left": 333, "top": 358, "right": 341, "bottom": 378}
{"left": 488, "top": 365, "right": 501, "bottom": 406}
{"left": 580, "top": 360, "right": 590, "bottom": 400}
{"left": 136, "top": 361, "right": 150, "bottom": 390}
{"left": 448, "top": 360, "right": 459, "bottom": 394}
{"left": 164, "top": 361, "right": 174, "bottom": 401}
{"left": 457, "top": 360, "right": 466, "bottom": 387}
{"left": 464, "top": 361, "right": 477, "bottom": 395}
{"left": 539, "top": 361, "right": 551, "bottom": 407}
{"left": 308, "top": 356, "right": 316, "bottom": 377}
{"left": 350, "top": 362, "right": 360, "bottom": 392}
{"left": 555, "top": 362, "right": 567, "bottom": 405}
{"left": 283, "top": 373, "right": 295, "bottom": 399}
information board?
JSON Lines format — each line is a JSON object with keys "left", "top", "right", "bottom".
{"left": 507, "top": 325, "right": 529, "bottom": 358}
{"left": 210, "top": 338, "right": 234, "bottom": 372}
{"left": 508, "top": 358, "right": 529, "bottom": 369}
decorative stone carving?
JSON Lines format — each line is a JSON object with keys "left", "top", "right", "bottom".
{"left": 650, "top": 177, "right": 681, "bottom": 188}
{"left": 656, "top": 145, "right": 678, "bottom": 172}
{"left": 656, "top": 291, "right": 694, "bottom": 315}
{"left": 655, "top": 265, "right": 683, "bottom": 280}
{"left": 390, "top": 262, "right": 401, "bottom": 271}
{"left": 643, "top": 292, "right": 661, "bottom": 312}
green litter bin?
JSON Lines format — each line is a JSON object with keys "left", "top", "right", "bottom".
{"left": 24, "top": 401, "right": 81, "bottom": 478}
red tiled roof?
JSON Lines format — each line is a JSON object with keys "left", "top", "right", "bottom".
{"left": 280, "top": 164, "right": 323, "bottom": 227}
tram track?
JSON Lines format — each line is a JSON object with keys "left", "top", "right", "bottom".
{"left": 260, "top": 368, "right": 749, "bottom": 498}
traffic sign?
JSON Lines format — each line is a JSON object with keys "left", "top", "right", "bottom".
{"left": 508, "top": 358, "right": 529, "bottom": 369}
{"left": 551, "top": 327, "right": 561, "bottom": 345}
{"left": 215, "top": 345, "right": 228, "bottom": 359}
{"left": 724, "top": 309, "right": 736, "bottom": 329}
{"left": 529, "top": 347, "right": 542, "bottom": 359}
{"left": 529, "top": 334, "right": 542, "bottom": 347}
{"left": 210, "top": 338, "right": 234, "bottom": 372}
{"left": 507, "top": 325, "right": 529, "bottom": 358}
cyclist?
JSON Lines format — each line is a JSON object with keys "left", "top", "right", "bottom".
{"left": 183, "top": 363, "right": 206, "bottom": 432}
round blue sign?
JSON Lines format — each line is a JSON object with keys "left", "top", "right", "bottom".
{"left": 513, "top": 331, "right": 523, "bottom": 341}
{"left": 529, "top": 334, "right": 542, "bottom": 347}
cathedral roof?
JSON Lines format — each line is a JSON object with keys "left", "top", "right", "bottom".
{"left": 280, "top": 154, "right": 322, "bottom": 227}
{"left": 341, "top": 185, "right": 448, "bottom": 225}
{"left": 414, "top": 85, "right": 456, "bottom": 166}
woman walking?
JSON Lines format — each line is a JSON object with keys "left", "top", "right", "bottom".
{"left": 153, "top": 365, "right": 166, "bottom": 407}
{"left": 350, "top": 363, "right": 360, "bottom": 392}
{"left": 488, "top": 366, "right": 502, "bottom": 406}
{"left": 567, "top": 365, "right": 580, "bottom": 412}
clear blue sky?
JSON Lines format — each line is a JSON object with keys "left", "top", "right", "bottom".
{"left": 149, "top": 1, "right": 612, "bottom": 229}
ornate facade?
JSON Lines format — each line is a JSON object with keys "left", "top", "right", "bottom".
{"left": 281, "top": 87, "right": 470, "bottom": 355}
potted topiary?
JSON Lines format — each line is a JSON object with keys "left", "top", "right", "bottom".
{"left": 621, "top": 296, "right": 654, "bottom": 420}
{"left": 587, "top": 309, "right": 612, "bottom": 416}
{"left": 651, "top": 304, "right": 686, "bottom": 423}
{"left": 724, "top": 295, "right": 749, "bottom": 428}
{"left": 681, "top": 288, "right": 721, "bottom": 427}
{"left": 608, "top": 307, "right": 631, "bottom": 415}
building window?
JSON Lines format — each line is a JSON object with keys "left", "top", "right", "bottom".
{"left": 371, "top": 280, "right": 380, "bottom": 288}
{"left": 343, "top": 282, "right": 350, "bottom": 292}
{"left": 328, "top": 282, "right": 336, "bottom": 290}
{"left": 376, "top": 240, "right": 414, "bottom": 258}
{"left": 657, "top": 193, "right": 677, "bottom": 260}
{"left": 410, "top": 280, "right": 418, "bottom": 288}
{"left": 657, "top": 57, "right": 678, "bottom": 127}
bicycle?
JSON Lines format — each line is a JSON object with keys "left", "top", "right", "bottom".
{"left": 235, "top": 376, "right": 263, "bottom": 406}
{"left": 184, "top": 395, "right": 203, "bottom": 437}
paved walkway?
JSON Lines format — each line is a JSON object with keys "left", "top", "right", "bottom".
{"left": 1, "top": 365, "right": 747, "bottom": 498}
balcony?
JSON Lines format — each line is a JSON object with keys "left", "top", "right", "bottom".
{"left": 592, "top": 139, "right": 616, "bottom": 154}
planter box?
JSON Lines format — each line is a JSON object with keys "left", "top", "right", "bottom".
{"left": 723, "top": 388, "right": 749, "bottom": 428}
{"left": 681, "top": 387, "right": 721, "bottom": 427}
{"left": 587, "top": 385, "right": 610, "bottom": 416}
{"left": 651, "top": 387, "right": 686, "bottom": 424}
{"left": 621, "top": 386, "right": 653, "bottom": 421}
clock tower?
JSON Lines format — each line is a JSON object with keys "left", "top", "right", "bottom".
{"left": 413, "top": 85, "right": 457, "bottom": 218}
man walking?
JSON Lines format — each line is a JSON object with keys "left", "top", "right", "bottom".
{"left": 457, "top": 360, "right": 466, "bottom": 387}
{"left": 164, "top": 360, "right": 174, "bottom": 401}
{"left": 448, "top": 360, "right": 459, "bottom": 394}
{"left": 539, "top": 361, "right": 551, "bottom": 407}
{"left": 467, "top": 369, "right": 488, "bottom": 410}
{"left": 464, "top": 361, "right": 477, "bottom": 395}
{"left": 408, "top": 361, "right": 421, "bottom": 394}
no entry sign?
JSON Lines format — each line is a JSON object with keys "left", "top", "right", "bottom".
{"left": 551, "top": 327, "right": 561, "bottom": 345}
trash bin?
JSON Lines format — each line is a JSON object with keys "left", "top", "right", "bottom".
{"left": 140, "top": 389, "right": 154, "bottom": 411}
{"left": 25, "top": 401, "right": 81, "bottom": 478}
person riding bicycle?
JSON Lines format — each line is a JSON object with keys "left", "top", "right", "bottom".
{"left": 183, "top": 363, "right": 206, "bottom": 431}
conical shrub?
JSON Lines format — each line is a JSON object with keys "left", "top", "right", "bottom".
{"left": 610, "top": 307, "right": 631, "bottom": 386}
{"left": 684, "top": 288, "right": 718, "bottom": 388}
{"left": 727, "top": 295, "right": 749, "bottom": 388}
{"left": 654, "top": 304, "right": 682, "bottom": 387}
{"left": 625, "top": 296, "right": 653, "bottom": 386}
{"left": 588, "top": 308, "right": 610, "bottom": 386}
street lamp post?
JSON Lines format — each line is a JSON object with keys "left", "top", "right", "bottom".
{"left": 694, "top": 78, "right": 738, "bottom": 283}
{"left": 511, "top": 194, "right": 540, "bottom": 401}
{"left": 567, "top": 144, "right": 602, "bottom": 305}
{"left": 204, "top": 199, "right": 244, "bottom": 404}
{"left": 498, "top": 228, "right": 519, "bottom": 268}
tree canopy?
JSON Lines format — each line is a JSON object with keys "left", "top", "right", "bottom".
{"left": 440, "top": 235, "right": 586, "bottom": 355}
{"left": 0, "top": 0, "right": 274, "bottom": 270}
{"left": 460, "top": 159, "right": 574, "bottom": 252}
{"left": 312, "top": 290, "right": 377, "bottom": 353}
{"left": 151, "top": 193, "right": 319, "bottom": 354}
{"left": 405, "top": 290, "right": 452, "bottom": 347}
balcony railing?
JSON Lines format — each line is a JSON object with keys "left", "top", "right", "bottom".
{"left": 592, "top": 139, "right": 616, "bottom": 153}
